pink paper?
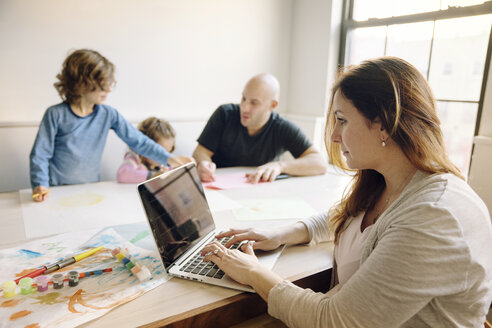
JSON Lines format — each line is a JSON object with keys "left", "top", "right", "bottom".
{"left": 202, "top": 172, "right": 255, "bottom": 190}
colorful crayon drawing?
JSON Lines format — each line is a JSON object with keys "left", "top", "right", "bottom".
{"left": 0, "top": 228, "right": 168, "bottom": 328}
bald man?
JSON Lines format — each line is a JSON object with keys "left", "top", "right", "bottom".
{"left": 193, "top": 73, "right": 327, "bottom": 183}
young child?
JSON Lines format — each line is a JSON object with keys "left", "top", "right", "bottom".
{"left": 30, "top": 49, "right": 177, "bottom": 202}
{"left": 117, "top": 117, "right": 193, "bottom": 183}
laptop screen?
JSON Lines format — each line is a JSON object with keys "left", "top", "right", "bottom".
{"left": 138, "top": 163, "right": 215, "bottom": 267}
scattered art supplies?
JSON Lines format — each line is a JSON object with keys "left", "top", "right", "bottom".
{"left": 111, "top": 247, "right": 151, "bottom": 282}
{"left": 0, "top": 228, "right": 168, "bottom": 328}
{"left": 2, "top": 271, "right": 108, "bottom": 298}
{"left": 11, "top": 246, "right": 104, "bottom": 284}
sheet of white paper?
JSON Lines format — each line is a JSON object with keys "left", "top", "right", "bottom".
{"left": 203, "top": 190, "right": 242, "bottom": 212}
{"left": 233, "top": 197, "right": 317, "bottom": 221}
{"left": 20, "top": 182, "right": 147, "bottom": 239}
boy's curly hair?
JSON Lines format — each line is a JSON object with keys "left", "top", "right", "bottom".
{"left": 54, "top": 49, "right": 115, "bottom": 104}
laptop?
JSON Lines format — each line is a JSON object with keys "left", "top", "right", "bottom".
{"left": 137, "top": 162, "right": 283, "bottom": 292}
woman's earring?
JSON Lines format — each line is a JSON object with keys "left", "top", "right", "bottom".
{"left": 381, "top": 140, "right": 387, "bottom": 147}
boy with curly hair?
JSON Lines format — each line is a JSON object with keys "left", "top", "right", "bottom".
{"left": 30, "top": 49, "right": 176, "bottom": 201}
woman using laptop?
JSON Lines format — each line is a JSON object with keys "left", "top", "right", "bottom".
{"left": 202, "top": 57, "right": 492, "bottom": 327}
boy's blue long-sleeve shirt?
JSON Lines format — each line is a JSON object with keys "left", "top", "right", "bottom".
{"left": 30, "top": 102, "right": 171, "bottom": 188}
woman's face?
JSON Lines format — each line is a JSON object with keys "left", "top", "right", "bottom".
{"left": 330, "top": 90, "right": 385, "bottom": 170}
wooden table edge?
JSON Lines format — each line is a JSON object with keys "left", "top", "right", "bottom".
{"left": 139, "top": 268, "right": 332, "bottom": 328}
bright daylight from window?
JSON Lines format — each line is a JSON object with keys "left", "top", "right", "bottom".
{"left": 345, "top": 0, "right": 491, "bottom": 177}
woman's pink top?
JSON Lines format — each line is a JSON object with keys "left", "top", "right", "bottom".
{"left": 334, "top": 212, "right": 373, "bottom": 285}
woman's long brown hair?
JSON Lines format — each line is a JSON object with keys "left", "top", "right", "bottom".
{"left": 326, "top": 57, "right": 462, "bottom": 243}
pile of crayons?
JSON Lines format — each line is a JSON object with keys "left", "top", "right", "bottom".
{"left": 111, "top": 247, "right": 151, "bottom": 282}
{"left": 1, "top": 268, "right": 113, "bottom": 298}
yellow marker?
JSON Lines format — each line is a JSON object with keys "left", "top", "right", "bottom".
{"left": 74, "top": 246, "right": 104, "bottom": 262}
{"left": 32, "top": 190, "right": 50, "bottom": 198}
{"left": 44, "top": 246, "right": 105, "bottom": 274}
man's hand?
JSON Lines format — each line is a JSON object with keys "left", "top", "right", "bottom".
{"left": 246, "top": 162, "right": 282, "bottom": 184}
{"left": 192, "top": 145, "right": 216, "bottom": 182}
{"left": 32, "top": 186, "right": 50, "bottom": 202}
{"left": 197, "top": 160, "right": 216, "bottom": 182}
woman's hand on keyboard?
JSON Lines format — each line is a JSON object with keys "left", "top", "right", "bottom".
{"left": 215, "top": 228, "right": 283, "bottom": 251}
{"left": 201, "top": 240, "right": 262, "bottom": 286}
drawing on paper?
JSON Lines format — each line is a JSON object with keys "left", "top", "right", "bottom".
{"left": 58, "top": 191, "right": 104, "bottom": 208}
{"left": 19, "top": 182, "right": 147, "bottom": 239}
{"left": 0, "top": 228, "right": 168, "bottom": 328}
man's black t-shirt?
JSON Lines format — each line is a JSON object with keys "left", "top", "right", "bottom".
{"left": 197, "top": 104, "right": 312, "bottom": 168}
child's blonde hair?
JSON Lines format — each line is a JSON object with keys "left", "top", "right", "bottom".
{"left": 54, "top": 49, "right": 115, "bottom": 104}
{"left": 138, "top": 117, "right": 176, "bottom": 152}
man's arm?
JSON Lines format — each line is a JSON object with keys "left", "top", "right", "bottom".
{"left": 247, "top": 146, "right": 327, "bottom": 183}
{"left": 192, "top": 144, "right": 217, "bottom": 182}
{"left": 280, "top": 146, "right": 328, "bottom": 175}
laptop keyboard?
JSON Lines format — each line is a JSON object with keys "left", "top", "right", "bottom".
{"left": 178, "top": 236, "right": 242, "bottom": 279}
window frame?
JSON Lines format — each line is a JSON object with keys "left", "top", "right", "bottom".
{"left": 338, "top": 0, "right": 492, "bottom": 174}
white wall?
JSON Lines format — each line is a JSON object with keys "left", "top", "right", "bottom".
{"left": 0, "top": 0, "right": 292, "bottom": 122}
{"left": 284, "top": 0, "right": 342, "bottom": 162}
{"left": 469, "top": 60, "right": 492, "bottom": 212}
{"left": 286, "top": 0, "right": 342, "bottom": 118}
{"left": 0, "top": 0, "right": 295, "bottom": 192}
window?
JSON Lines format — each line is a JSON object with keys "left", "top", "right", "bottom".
{"left": 340, "top": 0, "right": 492, "bottom": 177}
